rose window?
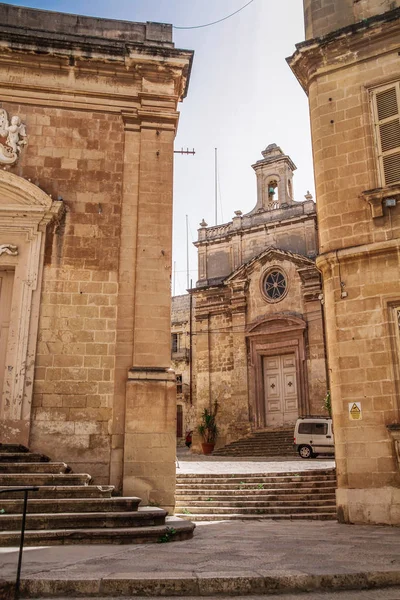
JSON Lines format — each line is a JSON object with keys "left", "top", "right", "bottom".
{"left": 263, "top": 269, "right": 288, "bottom": 302}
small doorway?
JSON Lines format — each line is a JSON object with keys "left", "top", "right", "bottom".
{"left": 0, "top": 270, "right": 14, "bottom": 403}
{"left": 263, "top": 353, "right": 298, "bottom": 427}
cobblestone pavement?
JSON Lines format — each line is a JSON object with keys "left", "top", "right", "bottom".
{"left": 176, "top": 448, "right": 335, "bottom": 474}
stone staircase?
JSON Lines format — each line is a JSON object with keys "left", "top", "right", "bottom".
{"left": 212, "top": 428, "right": 296, "bottom": 457}
{"left": 0, "top": 443, "right": 194, "bottom": 545}
{"left": 175, "top": 469, "right": 337, "bottom": 521}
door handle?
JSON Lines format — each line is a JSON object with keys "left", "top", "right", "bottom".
{"left": 326, "top": 435, "right": 332, "bottom": 438}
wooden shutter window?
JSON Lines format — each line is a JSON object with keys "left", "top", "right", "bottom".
{"left": 373, "top": 83, "right": 400, "bottom": 186}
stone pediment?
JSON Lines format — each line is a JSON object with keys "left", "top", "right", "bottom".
{"left": 246, "top": 313, "right": 307, "bottom": 337}
{"left": 0, "top": 171, "right": 53, "bottom": 210}
{"left": 225, "top": 247, "right": 316, "bottom": 284}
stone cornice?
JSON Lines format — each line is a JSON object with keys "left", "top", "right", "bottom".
{"left": 287, "top": 9, "right": 400, "bottom": 92}
{"left": 0, "top": 31, "right": 193, "bottom": 101}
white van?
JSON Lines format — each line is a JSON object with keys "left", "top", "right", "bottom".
{"left": 294, "top": 416, "right": 335, "bottom": 458}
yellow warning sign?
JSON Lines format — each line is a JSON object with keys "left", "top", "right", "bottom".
{"left": 349, "top": 402, "right": 362, "bottom": 420}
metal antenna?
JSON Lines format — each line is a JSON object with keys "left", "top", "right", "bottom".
{"left": 174, "top": 148, "right": 196, "bottom": 155}
{"left": 215, "top": 148, "right": 218, "bottom": 226}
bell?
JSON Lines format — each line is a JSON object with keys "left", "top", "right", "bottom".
{"left": 268, "top": 187, "right": 275, "bottom": 195}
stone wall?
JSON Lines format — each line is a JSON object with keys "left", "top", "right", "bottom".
{"left": 0, "top": 4, "right": 193, "bottom": 511}
{"left": 289, "top": 5, "right": 400, "bottom": 523}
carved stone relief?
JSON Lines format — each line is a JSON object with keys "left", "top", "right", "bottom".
{"left": 0, "top": 244, "right": 18, "bottom": 256}
{"left": 0, "top": 109, "right": 27, "bottom": 165}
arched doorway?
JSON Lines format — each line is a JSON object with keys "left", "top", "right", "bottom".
{"left": 0, "top": 171, "right": 63, "bottom": 445}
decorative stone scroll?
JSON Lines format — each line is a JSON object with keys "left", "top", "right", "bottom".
{"left": 0, "top": 244, "right": 18, "bottom": 256}
{"left": 0, "top": 109, "right": 27, "bottom": 165}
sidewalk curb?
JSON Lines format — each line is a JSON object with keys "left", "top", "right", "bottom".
{"left": 12, "top": 569, "right": 400, "bottom": 597}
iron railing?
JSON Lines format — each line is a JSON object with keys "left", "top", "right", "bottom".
{"left": 0, "top": 486, "right": 39, "bottom": 599}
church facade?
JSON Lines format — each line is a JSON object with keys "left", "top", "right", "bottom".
{"left": 0, "top": 4, "right": 192, "bottom": 512}
{"left": 191, "top": 145, "right": 328, "bottom": 449}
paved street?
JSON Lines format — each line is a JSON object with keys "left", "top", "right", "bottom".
{"left": 68, "top": 591, "right": 400, "bottom": 599}
{"left": 176, "top": 448, "right": 335, "bottom": 474}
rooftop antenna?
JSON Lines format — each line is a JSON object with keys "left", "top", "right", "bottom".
{"left": 174, "top": 148, "right": 196, "bottom": 155}
{"left": 186, "top": 214, "right": 189, "bottom": 290}
{"left": 215, "top": 148, "right": 218, "bottom": 226}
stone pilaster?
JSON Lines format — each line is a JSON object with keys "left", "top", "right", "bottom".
{"left": 121, "top": 97, "right": 179, "bottom": 511}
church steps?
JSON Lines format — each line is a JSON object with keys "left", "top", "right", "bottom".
{"left": 176, "top": 491, "right": 336, "bottom": 501}
{"left": 0, "top": 497, "right": 141, "bottom": 514}
{"left": 176, "top": 504, "right": 335, "bottom": 516}
{"left": 0, "top": 485, "right": 114, "bottom": 500}
{"left": 0, "top": 507, "right": 167, "bottom": 531}
{"left": 0, "top": 473, "right": 92, "bottom": 486}
{"left": 175, "top": 512, "right": 336, "bottom": 522}
{"left": 176, "top": 472, "right": 336, "bottom": 483}
{"left": 175, "top": 470, "right": 337, "bottom": 522}
{"left": 0, "top": 462, "right": 71, "bottom": 474}
{"left": 0, "top": 452, "right": 50, "bottom": 463}
{"left": 0, "top": 519, "right": 194, "bottom": 546}
{"left": 176, "top": 499, "right": 335, "bottom": 509}
{"left": 0, "top": 445, "right": 195, "bottom": 545}
{"left": 212, "top": 429, "right": 296, "bottom": 457}
{"left": 176, "top": 480, "right": 336, "bottom": 491}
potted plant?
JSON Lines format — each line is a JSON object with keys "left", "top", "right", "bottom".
{"left": 197, "top": 401, "right": 219, "bottom": 455}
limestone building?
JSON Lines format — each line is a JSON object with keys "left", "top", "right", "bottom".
{"left": 191, "top": 144, "right": 328, "bottom": 449}
{"left": 289, "top": 0, "right": 400, "bottom": 523}
{"left": 0, "top": 3, "right": 192, "bottom": 512}
{"left": 171, "top": 294, "right": 195, "bottom": 441}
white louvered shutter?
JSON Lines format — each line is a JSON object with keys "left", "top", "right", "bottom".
{"left": 372, "top": 83, "right": 400, "bottom": 187}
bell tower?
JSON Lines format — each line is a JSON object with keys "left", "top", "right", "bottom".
{"left": 250, "top": 143, "right": 296, "bottom": 212}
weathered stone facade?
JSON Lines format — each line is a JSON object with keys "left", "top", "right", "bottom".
{"left": 288, "top": 0, "right": 400, "bottom": 523}
{"left": 171, "top": 294, "right": 195, "bottom": 441}
{"left": 0, "top": 4, "right": 192, "bottom": 512}
{"left": 191, "top": 145, "right": 327, "bottom": 450}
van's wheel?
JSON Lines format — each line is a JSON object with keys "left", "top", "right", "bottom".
{"left": 298, "top": 445, "right": 312, "bottom": 459}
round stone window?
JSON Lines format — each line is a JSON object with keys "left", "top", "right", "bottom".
{"left": 262, "top": 268, "right": 288, "bottom": 303}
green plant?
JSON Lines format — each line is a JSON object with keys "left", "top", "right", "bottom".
{"left": 206, "top": 497, "right": 213, "bottom": 502}
{"left": 157, "top": 527, "right": 177, "bottom": 543}
{"left": 197, "top": 401, "right": 219, "bottom": 444}
{"left": 256, "top": 483, "right": 264, "bottom": 489}
{"left": 182, "top": 508, "right": 192, "bottom": 515}
{"left": 0, "top": 508, "right": 5, "bottom": 514}
{"left": 323, "top": 390, "right": 332, "bottom": 417}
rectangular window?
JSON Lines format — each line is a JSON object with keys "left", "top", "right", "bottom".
{"left": 176, "top": 374, "right": 182, "bottom": 394}
{"left": 371, "top": 82, "right": 400, "bottom": 186}
{"left": 171, "top": 333, "right": 180, "bottom": 353}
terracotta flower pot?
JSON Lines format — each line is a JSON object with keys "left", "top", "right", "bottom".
{"left": 201, "top": 442, "right": 215, "bottom": 455}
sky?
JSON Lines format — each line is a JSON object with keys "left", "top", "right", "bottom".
{"left": 4, "top": 0, "right": 313, "bottom": 296}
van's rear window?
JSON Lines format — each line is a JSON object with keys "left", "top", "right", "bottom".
{"left": 298, "top": 422, "right": 328, "bottom": 435}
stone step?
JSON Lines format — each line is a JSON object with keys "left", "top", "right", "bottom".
{"left": 176, "top": 499, "right": 335, "bottom": 509}
{"left": 176, "top": 491, "right": 336, "bottom": 501}
{"left": 176, "top": 474, "right": 336, "bottom": 484}
{"left": 0, "top": 443, "right": 29, "bottom": 453}
{"left": 176, "top": 481, "right": 336, "bottom": 491}
{"left": 0, "top": 473, "right": 91, "bottom": 487}
{"left": 0, "top": 452, "right": 50, "bottom": 463}
{"left": 176, "top": 469, "right": 335, "bottom": 479}
{"left": 0, "top": 518, "right": 195, "bottom": 546}
{"left": 0, "top": 496, "right": 141, "bottom": 514}
{"left": 0, "top": 462, "right": 70, "bottom": 474}
{"left": 175, "top": 504, "right": 336, "bottom": 515}
{"left": 0, "top": 485, "right": 114, "bottom": 499}
{"left": 0, "top": 507, "right": 166, "bottom": 531}
{"left": 176, "top": 512, "right": 336, "bottom": 522}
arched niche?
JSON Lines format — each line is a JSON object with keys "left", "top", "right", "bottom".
{"left": 0, "top": 171, "right": 63, "bottom": 444}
